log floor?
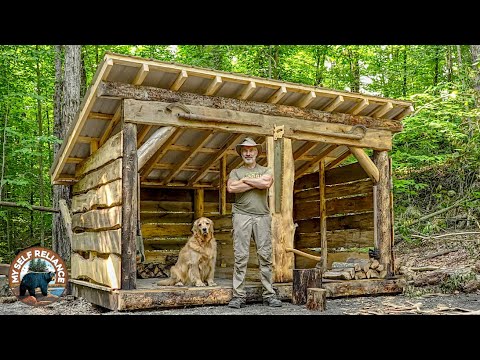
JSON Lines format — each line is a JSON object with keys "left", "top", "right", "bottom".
{"left": 70, "top": 276, "right": 405, "bottom": 311}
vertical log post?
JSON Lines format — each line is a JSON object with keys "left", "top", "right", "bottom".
{"left": 319, "top": 160, "right": 327, "bottom": 272}
{"left": 268, "top": 136, "right": 295, "bottom": 283}
{"left": 373, "top": 150, "right": 394, "bottom": 277}
{"left": 121, "top": 121, "right": 138, "bottom": 290}
{"left": 292, "top": 268, "right": 323, "bottom": 305}
{"left": 194, "top": 189, "right": 204, "bottom": 219}
{"left": 219, "top": 155, "right": 227, "bottom": 215}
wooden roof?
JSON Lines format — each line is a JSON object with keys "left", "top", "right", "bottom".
{"left": 50, "top": 52, "right": 413, "bottom": 186}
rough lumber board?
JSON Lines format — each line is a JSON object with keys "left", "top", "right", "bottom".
{"left": 170, "top": 70, "right": 188, "bottom": 91}
{"left": 295, "top": 194, "right": 373, "bottom": 219}
{"left": 70, "top": 279, "right": 118, "bottom": 311}
{"left": 72, "top": 229, "right": 122, "bottom": 255}
{"left": 99, "top": 106, "right": 122, "bottom": 147}
{"left": 294, "top": 162, "right": 368, "bottom": 191}
{"left": 322, "top": 278, "right": 405, "bottom": 298}
{"left": 99, "top": 82, "right": 404, "bottom": 132}
{"left": 323, "top": 95, "right": 344, "bottom": 112}
{"left": 59, "top": 199, "right": 73, "bottom": 247}
{"left": 75, "top": 131, "right": 122, "bottom": 178}
{"left": 294, "top": 179, "right": 372, "bottom": 202}
{"left": 71, "top": 179, "right": 122, "bottom": 213}
{"left": 319, "top": 161, "right": 327, "bottom": 271}
{"left": 123, "top": 99, "right": 393, "bottom": 151}
{"left": 349, "top": 99, "right": 369, "bottom": 115}
{"left": 204, "top": 76, "right": 223, "bottom": 96}
{"left": 133, "top": 63, "right": 149, "bottom": 85}
{"left": 268, "top": 86, "right": 287, "bottom": 104}
{"left": 238, "top": 81, "right": 256, "bottom": 100}
{"left": 295, "top": 212, "right": 374, "bottom": 233}
{"left": 117, "top": 283, "right": 292, "bottom": 310}
{"left": 73, "top": 158, "right": 122, "bottom": 195}
{"left": 71, "top": 206, "right": 121, "bottom": 232}
{"left": 296, "top": 229, "right": 374, "bottom": 249}
{"left": 71, "top": 253, "right": 121, "bottom": 289}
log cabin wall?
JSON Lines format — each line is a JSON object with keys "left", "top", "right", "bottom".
{"left": 70, "top": 131, "right": 123, "bottom": 289}
{"left": 293, "top": 162, "right": 374, "bottom": 269}
{"left": 139, "top": 187, "right": 261, "bottom": 281}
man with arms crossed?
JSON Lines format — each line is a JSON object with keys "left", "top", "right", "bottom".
{"left": 226, "top": 137, "right": 282, "bottom": 308}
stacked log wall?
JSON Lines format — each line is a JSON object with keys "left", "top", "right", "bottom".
{"left": 139, "top": 188, "right": 260, "bottom": 281}
{"left": 71, "top": 131, "right": 123, "bottom": 289}
{"left": 293, "top": 162, "right": 374, "bottom": 269}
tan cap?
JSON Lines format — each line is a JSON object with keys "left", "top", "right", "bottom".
{"left": 235, "top": 137, "right": 262, "bottom": 156}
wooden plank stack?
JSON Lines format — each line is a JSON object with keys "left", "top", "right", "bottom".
{"left": 323, "top": 258, "right": 388, "bottom": 280}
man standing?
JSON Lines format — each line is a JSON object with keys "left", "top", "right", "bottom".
{"left": 226, "top": 137, "right": 282, "bottom": 308}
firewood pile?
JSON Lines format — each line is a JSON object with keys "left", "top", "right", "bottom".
{"left": 136, "top": 250, "right": 178, "bottom": 279}
{"left": 323, "top": 258, "right": 387, "bottom": 280}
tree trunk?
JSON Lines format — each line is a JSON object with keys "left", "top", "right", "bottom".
{"left": 433, "top": 46, "right": 440, "bottom": 89}
{"left": 52, "top": 45, "right": 81, "bottom": 261}
{"left": 314, "top": 46, "right": 327, "bottom": 86}
{"left": 446, "top": 45, "right": 452, "bottom": 83}
{"left": 35, "top": 45, "right": 45, "bottom": 246}
{"left": 402, "top": 46, "right": 408, "bottom": 97}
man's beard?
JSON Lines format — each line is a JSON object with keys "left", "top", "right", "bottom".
{"left": 243, "top": 156, "right": 255, "bottom": 164}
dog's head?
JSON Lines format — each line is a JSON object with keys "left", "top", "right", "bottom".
{"left": 192, "top": 217, "right": 214, "bottom": 241}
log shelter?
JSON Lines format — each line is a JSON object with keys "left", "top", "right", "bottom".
{"left": 50, "top": 52, "right": 412, "bottom": 310}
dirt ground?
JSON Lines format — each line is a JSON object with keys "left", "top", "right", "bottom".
{"left": 1, "top": 233, "right": 479, "bottom": 316}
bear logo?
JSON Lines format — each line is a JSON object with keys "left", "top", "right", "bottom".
{"left": 19, "top": 272, "right": 56, "bottom": 297}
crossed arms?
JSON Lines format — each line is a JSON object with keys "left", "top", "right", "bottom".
{"left": 227, "top": 174, "right": 273, "bottom": 193}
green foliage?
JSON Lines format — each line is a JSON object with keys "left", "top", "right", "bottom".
{"left": 28, "top": 258, "right": 49, "bottom": 272}
{"left": 440, "top": 272, "right": 477, "bottom": 293}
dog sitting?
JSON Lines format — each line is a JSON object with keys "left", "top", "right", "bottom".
{"left": 157, "top": 217, "right": 217, "bottom": 287}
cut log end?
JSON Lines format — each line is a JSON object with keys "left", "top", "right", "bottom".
{"left": 306, "top": 288, "right": 326, "bottom": 311}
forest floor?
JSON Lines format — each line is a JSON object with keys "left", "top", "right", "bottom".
{"left": 1, "top": 232, "right": 479, "bottom": 316}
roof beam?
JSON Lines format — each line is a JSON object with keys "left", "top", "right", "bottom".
{"left": 140, "top": 128, "right": 184, "bottom": 182}
{"left": 99, "top": 81, "right": 403, "bottom": 132}
{"left": 394, "top": 105, "right": 414, "bottom": 120}
{"left": 296, "top": 91, "right": 316, "bottom": 108}
{"left": 323, "top": 95, "right": 344, "bottom": 112}
{"left": 204, "top": 76, "right": 223, "bottom": 96}
{"left": 77, "top": 136, "right": 100, "bottom": 143}
{"left": 188, "top": 134, "right": 244, "bottom": 185}
{"left": 348, "top": 99, "right": 369, "bottom": 115}
{"left": 237, "top": 81, "right": 256, "bottom": 100}
{"left": 161, "top": 131, "right": 214, "bottom": 185}
{"left": 153, "top": 164, "right": 219, "bottom": 172}
{"left": 132, "top": 63, "right": 149, "bottom": 86}
{"left": 99, "top": 105, "right": 122, "bottom": 146}
{"left": 294, "top": 144, "right": 338, "bottom": 180}
{"left": 348, "top": 146, "right": 379, "bottom": 182}
{"left": 137, "top": 125, "right": 152, "bottom": 146}
{"left": 89, "top": 112, "right": 113, "bottom": 121}
{"left": 293, "top": 141, "right": 318, "bottom": 160}
{"left": 268, "top": 86, "right": 287, "bottom": 104}
{"left": 123, "top": 99, "right": 393, "bottom": 150}
{"left": 66, "top": 157, "right": 84, "bottom": 164}
{"left": 326, "top": 150, "right": 351, "bottom": 169}
{"left": 371, "top": 101, "right": 393, "bottom": 119}
{"left": 137, "top": 126, "right": 177, "bottom": 170}
{"left": 170, "top": 70, "right": 188, "bottom": 91}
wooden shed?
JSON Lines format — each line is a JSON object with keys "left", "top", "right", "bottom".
{"left": 50, "top": 52, "right": 412, "bottom": 310}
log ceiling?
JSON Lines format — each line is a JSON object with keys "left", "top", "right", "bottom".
{"left": 50, "top": 52, "right": 413, "bottom": 186}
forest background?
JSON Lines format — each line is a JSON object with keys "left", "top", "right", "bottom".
{"left": 1, "top": 45, "right": 479, "bottom": 263}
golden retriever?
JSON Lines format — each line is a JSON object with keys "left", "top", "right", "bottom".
{"left": 157, "top": 217, "right": 217, "bottom": 287}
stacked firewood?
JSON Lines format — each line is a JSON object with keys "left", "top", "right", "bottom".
{"left": 136, "top": 251, "right": 179, "bottom": 279}
{"left": 323, "top": 258, "right": 388, "bottom": 280}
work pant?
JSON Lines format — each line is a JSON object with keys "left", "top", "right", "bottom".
{"left": 232, "top": 212, "right": 276, "bottom": 299}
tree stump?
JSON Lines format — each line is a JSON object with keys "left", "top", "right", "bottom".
{"left": 292, "top": 268, "right": 322, "bottom": 305}
{"left": 306, "top": 288, "right": 326, "bottom": 311}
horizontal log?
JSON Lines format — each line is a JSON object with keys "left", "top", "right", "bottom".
{"left": 72, "top": 206, "right": 121, "bottom": 232}
{"left": 124, "top": 99, "right": 393, "bottom": 150}
{"left": 294, "top": 162, "right": 369, "bottom": 191}
{"left": 73, "top": 158, "right": 122, "bottom": 195}
{"left": 75, "top": 131, "right": 122, "bottom": 178}
{"left": 296, "top": 212, "right": 374, "bottom": 233}
{"left": 140, "top": 200, "right": 232, "bottom": 214}
{"left": 296, "top": 229, "right": 374, "bottom": 249}
{"left": 71, "top": 252, "right": 121, "bottom": 289}
{"left": 0, "top": 201, "right": 58, "bottom": 213}
{"left": 72, "top": 179, "right": 122, "bottom": 213}
{"left": 295, "top": 251, "right": 369, "bottom": 270}
{"left": 295, "top": 194, "right": 373, "bottom": 219}
{"left": 294, "top": 179, "right": 373, "bottom": 202}
{"left": 99, "top": 81, "right": 403, "bottom": 132}
{"left": 72, "top": 229, "right": 122, "bottom": 255}
{"left": 322, "top": 278, "right": 406, "bottom": 298}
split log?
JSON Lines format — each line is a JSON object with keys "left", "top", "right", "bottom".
{"left": 355, "top": 271, "right": 367, "bottom": 280}
{"left": 366, "top": 269, "right": 380, "bottom": 279}
{"left": 292, "top": 268, "right": 323, "bottom": 305}
{"left": 370, "top": 259, "right": 380, "bottom": 269}
{"left": 323, "top": 270, "right": 353, "bottom": 280}
{"left": 306, "top": 288, "right": 326, "bottom": 311}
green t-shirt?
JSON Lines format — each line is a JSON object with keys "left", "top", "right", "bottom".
{"left": 229, "top": 164, "right": 273, "bottom": 215}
